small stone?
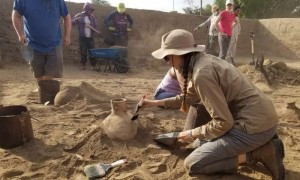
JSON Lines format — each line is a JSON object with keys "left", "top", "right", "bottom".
{"left": 270, "top": 61, "right": 288, "bottom": 71}
{"left": 146, "top": 112, "right": 156, "bottom": 120}
{"left": 263, "top": 59, "right": 272, "bottom": 66}
{"left": 147, "top": 143, "right": 161, "bottom": 150}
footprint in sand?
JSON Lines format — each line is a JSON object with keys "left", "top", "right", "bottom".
{"left": 1, "top": 170, "right": 24, "bottom": 179}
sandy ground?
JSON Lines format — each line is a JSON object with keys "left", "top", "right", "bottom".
{"left": 1, "top": 1, "right": 300, "bottom": 179}
{"left": 0, "top": 58, "right": 300, "bottom": 180}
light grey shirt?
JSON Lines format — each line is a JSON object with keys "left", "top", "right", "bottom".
{"left": 197, "top": 14, "right": 219, "bottom": 36}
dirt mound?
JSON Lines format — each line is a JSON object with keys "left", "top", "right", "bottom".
{"left": 238, "top": 60, "right": 300, "bottom": 87}
{"left": 264, "top": 59, "right": 300, "bottom": 85}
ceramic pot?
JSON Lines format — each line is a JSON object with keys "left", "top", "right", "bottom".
{"left": 102, "top": 98, "right": 138, "bottom": 140}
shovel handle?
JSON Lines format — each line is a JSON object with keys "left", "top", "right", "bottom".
{"left": 251, "top": 39, "right": 254, "bottom": 54}
{"left": 86, "top": 23, "right": 105, "bottom": 38}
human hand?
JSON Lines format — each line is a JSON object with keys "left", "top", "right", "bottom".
{"left": 178, "top": 130, "right": 194, "bottom": 143}
{"left": 221, "top": 32, "right": 228, "bottom": 38}
{"left": 73, "top": 17, "right": 82, "bottom": 22}
{"left": 127, "top": 27, "right": 132, "bottom": 32}
{"left": 108, "top": 26, "right": 115, "bottom": 31}
{"left": 18, "top": 34, "right": 26, "bottom": 45}
{"left": 64, "top": 36, "right": 71, "bottom": 47}
{"left": 193, "top": 27, "right": 198, "bottom": 32}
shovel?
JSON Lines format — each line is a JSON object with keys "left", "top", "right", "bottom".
{"left": 20, "top": 44, "right": 34, "bottom": 63}
{"left": 153, "top": 132, "right": 180, "bottom": 146}
{"left": 131, "top": 95, "right": 146, "bottom": 121}
{"left": 84, "top": 159, "right": 127, "bottom": 179}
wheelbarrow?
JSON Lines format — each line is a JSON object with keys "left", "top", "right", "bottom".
{"left": 88, "top": 47, "right": 130, "bottom": 73}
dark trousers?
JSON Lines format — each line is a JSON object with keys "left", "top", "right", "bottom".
{"left": 113, "top": 33, "right": 128, "bottom": 47}
{"left": 79, "top": 37, "right": 97, "bottom": 67}
{"left": 206, "top": 35, "right": 219, "bottom": 56}
{"left": 183, "top": 103, "right": 212, "bottom": 131}
{"left": 218, "top": 34, "right": 231, "bottom": 60}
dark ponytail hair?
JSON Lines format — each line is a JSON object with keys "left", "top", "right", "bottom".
{"left": 180, "top": 52, "right": 198, "bottom": 112}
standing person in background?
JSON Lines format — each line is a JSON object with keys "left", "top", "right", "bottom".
{"left": 194, "top": 5, "right": 220, "bottom": 56}
{"left": 104, "top": 3, "right": 133, "bottom": 47}
{"left": 12, "top": 0, "right": 71, "bottom": 81}
{"left": 226, "top": 5, "right": 241, "bottom": 65}
{"left": 215, "top": 0, "right": 236, "bottom": 60}
{"left": 154, "top": 67, "right": 182, "bottom": 100}
{"left": 73, "top": 2, "right": 98, "bottom": 70}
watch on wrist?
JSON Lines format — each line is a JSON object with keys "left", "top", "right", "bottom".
{"left": 188, "top": 130, "right": 193, "bottom": 137}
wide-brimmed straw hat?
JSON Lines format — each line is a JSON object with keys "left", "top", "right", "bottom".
{"left": 152, "top": 29, "right": 205, "bottom": 59}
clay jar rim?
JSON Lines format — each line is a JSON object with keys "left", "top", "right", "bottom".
{"left": 110, "top": 98, "right": 127, "bottom": 103}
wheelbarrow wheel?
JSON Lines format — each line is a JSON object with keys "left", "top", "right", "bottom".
{"left": 115, "top": 57, "right": 130, "bottom": 73}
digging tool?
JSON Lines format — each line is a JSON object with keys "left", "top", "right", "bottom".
{"left": 84, "top": 159, "right": 127, "bottom": 179}
{"left": 256, "top": 53, "right": 270, "bottom": 84}
{"left": 20, "top": 44, "right": 34, "bottom": 64}
{"left": 73, "top": 17, "right": 104, "bottom": 38}
{"left": 249, "top": 32, "right": 255, "bottom": 65}
{"left": 154, "top": 132, "right": 180, "bottom": 146}
{"left": 85, "top": 23, "right": 105, "bottom": 38}
{"left": 131, "top": 95, "right": 146, "bottom": 121}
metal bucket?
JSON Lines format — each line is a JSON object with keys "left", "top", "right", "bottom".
{"left": 0, "top": 105, "right": 34, "bottom": 149}
{"left": 38, "top": 80, "right": 60, "bottom": 104}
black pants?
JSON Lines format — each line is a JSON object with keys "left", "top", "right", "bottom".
{"left": 207, "top": 35, "right": 219, "bottom": 56}
{"left": 113, "top": 33, "right": 128, "bottom": 47}
{"left": 184, "top": 103, "right": 212, "bottom": 131}
{"left": 218, "top": 34, "right": 231, "bottom": 60}
{"left": 79, "top": 37, "right": 97, "bottom": 67}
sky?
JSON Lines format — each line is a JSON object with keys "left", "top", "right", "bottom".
{"left": 68, "top": 0, "right": 214, "bottom": 13}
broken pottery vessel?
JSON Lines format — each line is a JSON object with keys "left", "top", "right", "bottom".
{"left": 102, "top": 98, "right": 138, "bottom": 141}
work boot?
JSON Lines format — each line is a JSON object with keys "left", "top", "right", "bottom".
{"left": 251, "top": 138, "right": 285, "bottom": 180}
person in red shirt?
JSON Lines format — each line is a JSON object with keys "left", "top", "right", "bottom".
{"left": 215, "top": 0, "right": 236, "bottom": 60}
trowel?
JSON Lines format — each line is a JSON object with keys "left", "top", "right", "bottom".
{"left": 131, "top": 95, "right": 146, "bottom": 121}
{"left": 154, "top": 132, "right": 180, "bottom": 146}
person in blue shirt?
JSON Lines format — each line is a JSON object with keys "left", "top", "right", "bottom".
{"left": 12, "top": 0, "right": 71, "bottom": 81}
{"left": 104, "top": 3, "right": 133, "bottom": 47}
{"left": 72, "top": 2, "right": 98, "bottom": 70}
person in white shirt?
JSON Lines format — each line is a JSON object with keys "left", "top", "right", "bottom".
{"left": 194, "top": 5, "right": 220, "bottom": 56}
{"left": 72, "top": 2, "right": 99, "bottom": 70}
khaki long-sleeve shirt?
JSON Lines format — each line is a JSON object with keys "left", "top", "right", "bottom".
{"left": 164, "top": 54, "right": 278, "bottom": 141}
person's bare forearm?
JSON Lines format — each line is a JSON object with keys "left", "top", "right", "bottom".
{"left": 142, "top": 99, "right": 165, "bottom": 108}
{"left": 63, "top": 14, "right": 71, "bottom": 39}
{"left": 63, "top": 14, "right": 71, "bottom": 46}
{"left": 155, "top": 99, "right": 165, "bottom": 106}
{"left": 12, "top": 10, "right": 24, "bottom": 40}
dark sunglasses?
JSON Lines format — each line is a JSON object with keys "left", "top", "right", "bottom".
{"left": 163, "top": 56, "right": 169, "bottom": 62}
